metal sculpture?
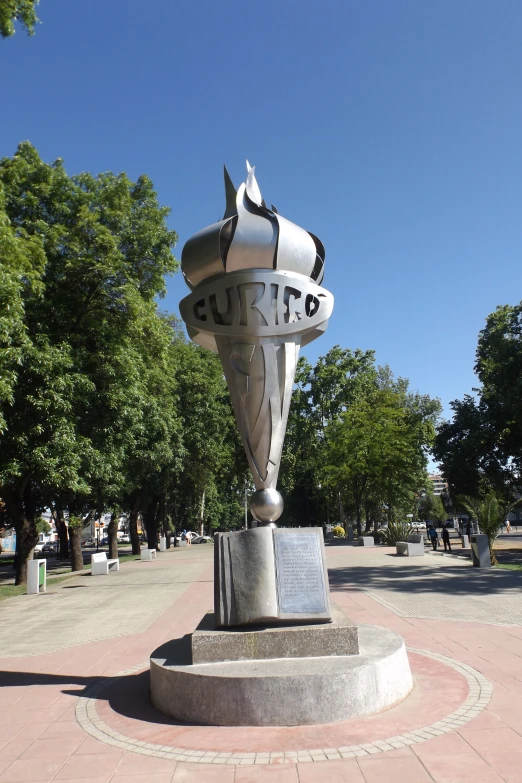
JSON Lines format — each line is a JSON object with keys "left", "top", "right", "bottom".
{"left": 180, "top": 163, "right": 334, "bottom": 525}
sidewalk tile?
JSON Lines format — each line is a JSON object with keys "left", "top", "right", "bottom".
{"left": 19, "top": 735, "right": 84, "bottom": 759}
{"left": 490, "top": 709, "right": 522, "bottom": 733}
{"left": 39, "top": 720, "right": 86, "bottom": 740}
{"left": 75, "top": 736, "right": 129, "bottom": 755}
{"left": 111, "top": 775, "right": 173, "bottom": 783}
{"left": 357, "top": 755, "right": 432, "bottom": 782}
{"left": 235, "top": 765, "right": 298, "bottom": 781}
{"left": 172, "top": 762, "right": 235, "bottom": 780}
{"left": 0, "top": 757, "right": 67, "bottom": 782}
{"left": 113, "top": 752, "right": 176, "bottom": 775}
{"left": 420, "top": 752, "right": 502, "bottom": 781}
{"left": 412, "top": 733, "right": 475, "bottom": 757}
{"left": 459, "top": 727, "right": 522, "bottom": 752}
{"left": 298, "top": 759, "right": 365, "bottom": 781}
{"left": 53, "top": 779, "right": 112, "bottom": 783}
{"left": 479, "top": 751, "right": 522, "bottom": 781}
{"left": 0, "top": 739, "right": 33, "bottom": 760}
{"left": 54, "top": 750, "right": 124, "bottom": 779}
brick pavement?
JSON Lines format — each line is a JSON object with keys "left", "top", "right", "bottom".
{"left": 0, "top": 542, "right": 521, "bottom": 782}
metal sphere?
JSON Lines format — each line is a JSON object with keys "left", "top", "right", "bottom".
{"left": 250, "top": 488, "right": 284, "bottom": 525}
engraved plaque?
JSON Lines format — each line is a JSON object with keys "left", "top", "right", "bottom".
{"left": 273, "top": 531, "right": 328, "bottom": 614}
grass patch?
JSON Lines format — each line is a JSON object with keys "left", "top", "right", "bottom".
{"left": 0, "top": 553, "right": 142, "bottom": 600}
{"left": 495, "top": 563, "right": 522, "bottom": 571}
{"left": 0, "top": 569, "right": 87, "bottom": 601}
{"left": 0, "top": 584, "right": 26, "bottom": 600}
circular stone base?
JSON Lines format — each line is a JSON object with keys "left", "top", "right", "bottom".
{"left": 149, "top": 624, "right": 413, "bottom": 726}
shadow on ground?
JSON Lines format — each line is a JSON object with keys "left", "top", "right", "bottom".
{"left": 0, "top": 655, "right": 200, "bottom": 729}
{"left": 328, "top": 562, "right": 522, "bottom": 596}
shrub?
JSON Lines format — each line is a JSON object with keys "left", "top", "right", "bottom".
{"left": 332, "top": 525, "right": 345, "bottom": 537}
{"left": 380, "top": 520, "right": 411, "bottom": 545}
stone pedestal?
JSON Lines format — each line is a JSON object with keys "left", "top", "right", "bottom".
{"left": 191, "top": 605, "right": 358, "bottom": 664}
{"left": 150, "top": 520, "right": 413, "bottom": 727}
{"left": 150, "top": 622, "right": 412, "bottom": 726}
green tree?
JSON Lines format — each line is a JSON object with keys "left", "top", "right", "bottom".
{"left": 0, "top": 142, "right": 178, "bottom": 581}
{"left": 321, "top": 379, "right": 440, "bottom": 535}
{"left": 0, "top": 0, "right": 39, "bottom": 38}
{"left": 168, "top": 341, "right": 248, "bottom": 536}
{"left": 476, "top": 303, "right": 522, "bottom": 480}
{"left": 433, "top": 396, "right": 494, "bottom": 498}
{"left": 418, "top": 486, "right": 446, "bottom": 524}
{"left": 0, "top": 183, "right": 44, "bottom": 432}
{"left": 457, "top": 494, "right": 520, "bottom": 565}
{"left": 434, "top": 302, "right": 522, "bottom": 500}
{"left": 280, "top": 347, "right": 376, "bottom": 526}
{"left": 35, "top": 517, "right": 51, "bottom": 535}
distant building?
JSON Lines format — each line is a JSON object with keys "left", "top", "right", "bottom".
{"left": 429, "top": 473, "right": 448, "bottom": 497}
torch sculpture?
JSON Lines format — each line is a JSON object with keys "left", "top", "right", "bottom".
{"left": 180, "top": 163, "right": 334, "bottom": 526}
{"left": 149, "top": 164, "right": 412, "bottom": 726}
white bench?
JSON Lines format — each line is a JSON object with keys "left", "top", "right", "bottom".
{"left": 141, "top": 548, "right": 156, "bottom": 561}
{"left": 91, "top": 552, "right": 120, "bottom": 575}
{"left": 359, "top": 536, "right": 374, "bottom": 546}
{"left": 396, "top": 534, "right": 424, "bottom": 557}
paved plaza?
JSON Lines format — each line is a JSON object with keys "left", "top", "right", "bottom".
{"left": 0, "top": 541, "right": 522, "bottom": 782}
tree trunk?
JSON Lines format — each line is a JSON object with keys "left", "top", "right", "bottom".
{"left": 69, "top": 526, "right": 83, "bottom": 571}
{"left": 199, "top": 489, "right": 206, "bottom": 536}
{"left": 52, "top": 505, "right": 69, "bottom": 559}
{"left": 3, "top": 480, "right": 36, "bottom": 585}
{"left": 144, "top": 499, "right": 158, "bottom": 550}
{"left": 57, "top": 517, "right": 69, "bottom": 559}
{"left": 15, "top": 518, "right": 37, "bottom": 585}
{"left": 355, "top": 497, "right": 362, "bottom": 537}
{"left": 107, "top": 512, "right": 119, "bottom": 560}
{"left": 129, "top": 506, "right": 140, "bottom": 555}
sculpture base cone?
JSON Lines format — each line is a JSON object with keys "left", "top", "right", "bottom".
{"left": 216, "top": 336, "right": 300, "bottom": 493}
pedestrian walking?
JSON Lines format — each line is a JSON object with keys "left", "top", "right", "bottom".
{"left": 506, "top": 520, "right": 512, "bottom": 534}
{"left": 428, "top": 525, "right": 438, "bottom": 551}
{"left": 442, "top": 524, "right": 451, "bottom": 552}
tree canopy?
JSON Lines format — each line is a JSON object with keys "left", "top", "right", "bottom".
{"left": 0, "top": 0, "right": 39, "bottom": 38}
{"left": 0, "top": 142, "right": 247, "bottom": 583}
{"left": 435, "top": 301, "right": 522, "bottom": 503}
{"left": 280, "top": 346, "right": 441, "bottom": 533}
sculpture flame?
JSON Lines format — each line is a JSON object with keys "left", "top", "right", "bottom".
{"left": 180, "top": 163, "right": 334, "bottom": 524}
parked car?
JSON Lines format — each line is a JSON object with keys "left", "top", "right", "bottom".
{"left": 190, "top": 535, "right": 212, "bottom": 544}
{"left": 42, "top": 542, "right": 56, "bottom": 553}
{"left": 119, "top": 534, "right": 130, "bottom": 543}
{"left": 34, "top": 543, "right": 44, "bottom": 553}
{"left": 175, "top": 532, "right": 211, "bottom": 544}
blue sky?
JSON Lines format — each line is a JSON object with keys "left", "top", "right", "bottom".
{"left": 2, "top": 0, "right": 522, "bottom": 426}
